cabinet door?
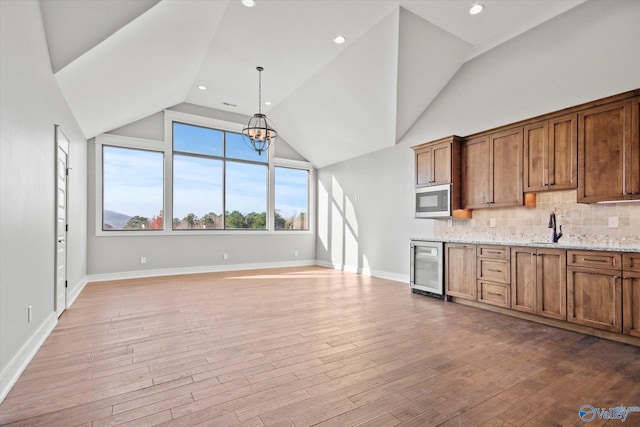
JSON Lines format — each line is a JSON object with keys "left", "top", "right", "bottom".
{"left": 567, "top": 266, "right": 622, "bottom": 332}
{"left": 489, "top": 128, "right": 523, "bottom": 207}
{"left": 431, "top": 141, "right": 452, "bottom": 185}
{"left": 415, "top": 146, "right": 433, "bottom": 187}
{"left": 537, "top": 249, "right": 566, "bottom": 320}
{"left": 523, "top": 122, "right": 547, "bottom": 192}
{"left": 548, "top": 114, "right": 577, "bottom": 190}
{"left": 623, "top": 271, "right": 640, "bottom": 337}
{"left": 461, "top": 136, "right": 490, "bottom": 209}
{"left": 578, "top": 100, "right": 632, "bottom": 203}
{"left": 511, "top": 247, "right": 536, "bottom": 314}
{"left": 629, "top": 96, "right": 640, "bottom": 198}
{"left": 445, "top": 243, "right": 476, "bottom": 300}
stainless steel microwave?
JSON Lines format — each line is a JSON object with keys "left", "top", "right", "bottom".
{"left": 415, "top": 184, "right": 451, "bottom": 218}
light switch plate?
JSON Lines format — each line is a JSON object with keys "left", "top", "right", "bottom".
{"left": 489, "top": 218, "right": 496, "bottom": 228}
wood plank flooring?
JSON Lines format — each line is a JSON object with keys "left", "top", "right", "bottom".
{"left": 1, "top": 266, "right": 639, "bottom": 426}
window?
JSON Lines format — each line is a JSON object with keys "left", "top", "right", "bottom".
{"left": 102, "top": 146, "right": 164, "bottom": 231}
{"left": 95, "top": 111, "right": 313, "bottom": 235}
{"left": 274, "top": 166, "right": 309, "bottom": 230}
{"left": 172, "top": 122, "right": 268, "bottom": 230}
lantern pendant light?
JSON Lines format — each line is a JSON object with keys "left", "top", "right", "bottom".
{"left": 242, "top": 66, "right": 277, "bottom": 155}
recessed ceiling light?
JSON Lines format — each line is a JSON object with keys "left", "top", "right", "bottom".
{"left": 333, "top": 35, "right": 346, "bottom": 44}
{"left": 264, "top": 101, "right": 272, "bottom": 106}
{"left": 197, "top": 85, "right": 207, "bottom": 91}
{"left": 242, "top": 0, "right": 255, "bottom": 7}
{"left": 469, "top": 3, "right": 484, "bottom": 15}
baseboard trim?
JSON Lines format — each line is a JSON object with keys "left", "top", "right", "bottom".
{"left": 67, "top": 276, "right": 88, "bottom": 308}
{"left": 314, "top": 260, "right": 407, "bottom": 284}
{"left": 0, "top": 312, "right": 57, "bottom": 403}
{"left": 87, "top": 260, "right": 318, "bottom": 283}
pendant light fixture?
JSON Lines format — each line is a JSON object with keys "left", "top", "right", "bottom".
{"left": 242, "top": 66, "right": 277, "bottom": 155}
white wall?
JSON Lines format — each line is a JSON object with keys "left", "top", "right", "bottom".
{"left": 316, "top": 0, "right": 640, "bottom": 281}
{"left": 0, "top": 0, "right": 87, "bottom": 401}
{"left": 87, "top": 104, "right": 315, "bottom": 278}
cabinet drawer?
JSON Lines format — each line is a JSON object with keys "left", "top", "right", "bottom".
{"left": 623, "top": 253, "right": 640, "bottom": 272}
{"left": 477, "top": 281, "right": 510, "bottom": 308}
{"left": 567, "top": 251, "right": 622, "bottom": 270}
{"left": 477, "top": 258, "right": 510, "bottom": 284}
{"left": 477, "top": 245, "right": 509, "bottom": 259}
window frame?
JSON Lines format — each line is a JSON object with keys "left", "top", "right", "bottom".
{"left": 94, "top": 110, "right": 314, "bottom": 236}
{"left": 273, "top": 163, "right": 312, "bottom": 231}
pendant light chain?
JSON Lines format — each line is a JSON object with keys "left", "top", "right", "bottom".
{"left": 241, "top": 66, "right": 277, "bottom": 156}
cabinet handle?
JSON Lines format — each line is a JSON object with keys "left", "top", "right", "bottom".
{"left": 485, "top": 250, "right": 501, "bottom": 254}
{"left": 487, "top": 292, "right": 502, "bottom": 296}
{"left": 487, "top": 268, "right": 503, "bottom": 273}
{"left": 583, "top": 258, "right": 607, "bottom": 263}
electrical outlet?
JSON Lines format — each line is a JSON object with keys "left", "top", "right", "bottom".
{"left": 608, "top": 216, "right": 619, "bottom": 229}
{"left": 294, "top": 250, "right": 299, "bottom": 256}
{"left": 489, "top": 218, "right": 496, "bottom": 228}
{"left": 27, "top": 305, "right": 32, "bottom": 323}
{"left": 223, "top": 253, "right": 228, "bottom": 260}
{"left": 140, "top": 256, "right": 147, "bottom": 264}
{"left": 470, "top": 219, "right": 476, "bottom": 228}
{"left": 447, "top": 219, "right": 453, "bottom": 228}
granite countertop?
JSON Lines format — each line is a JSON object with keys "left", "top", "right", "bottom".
{"left": 410, "top": 237, "right": 639, "bottom": 253}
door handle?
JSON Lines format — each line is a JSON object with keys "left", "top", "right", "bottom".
{"left": 58, "top": 238, "right": 65, "bottom": 243}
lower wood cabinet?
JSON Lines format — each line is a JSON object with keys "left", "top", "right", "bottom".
{"left": 623, "top": 253, "right": 640, "bottom": 337}
{"left": 442, "top": 244, "right": 639, "bottom": 343}
{"left": 477, "top": 280, "right": 510, "bottom": 308}
{"left": 567, "top": 266, "right": 622, "bottom": 333}
{"left": 445, "top": 243, "right": 476, "bottom": 300}
{"left": 511, "top": 247, "right": 566, "bottom": 320}
{"left": 477, "top": 245, "right": 511, "bottom": 308}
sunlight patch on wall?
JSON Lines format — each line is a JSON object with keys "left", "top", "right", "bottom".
{"left": 318, "top": 180, "right": 329, "bottom": 252}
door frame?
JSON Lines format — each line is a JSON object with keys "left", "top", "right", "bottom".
{"left": 55, "top": 125, "right": 69, "bottom": 316}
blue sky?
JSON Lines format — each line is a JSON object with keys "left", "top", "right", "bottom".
{"left": 103, "top": 125, "right": 308, "bottom": 222}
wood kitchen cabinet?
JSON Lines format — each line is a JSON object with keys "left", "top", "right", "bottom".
{"left": 523, "top": 113, "right": 577, "bottom": 192}
{"left": 511, "top": 247, "right": 566, "bottom": 320}
{"left": 477, "top": 245, "right": 510, "bottom": 308}
{"left": 445, "top": 243, "right": 476, "bottom": 301}
{"left": 623, "top": 253, "right": 640, "bottom": 337}
{"left": 578, "top": 99, "right": 640, "bottom": 203}
{"left": 412, "top": 136, "right": 462, "bottom": 187}
{"left": 567, "top": 251, "right": 622, "bottom": 333}
{"left": 461, "top": 128, "right": 523, "bottom": 209}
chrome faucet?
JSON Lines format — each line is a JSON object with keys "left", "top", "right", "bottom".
{"left": 548, "top": 212, "right": 563, "bottom": 243}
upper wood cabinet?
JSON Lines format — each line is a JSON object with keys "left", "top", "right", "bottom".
{"left": 578, "top": 99, "right": 640, "bottom": 203}
{"left": 524, "top": 113, "right": 577, "bottom": 192}
{"left": 412, "top": 136, "right": 462, "bottom": 188}
{"left": 462, "top": 128, "right": 523, "bottom": 209}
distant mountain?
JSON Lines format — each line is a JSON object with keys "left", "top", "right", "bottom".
{"left": 104, "top": 210, "right": 131, "bottom": 228}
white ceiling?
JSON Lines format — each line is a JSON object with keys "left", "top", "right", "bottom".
{"left": 42, "top": 0, "right": 585, "bottom": 168}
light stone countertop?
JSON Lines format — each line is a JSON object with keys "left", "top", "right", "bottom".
{"left": 410, "top": 237, "right": 639, "bottom": 253}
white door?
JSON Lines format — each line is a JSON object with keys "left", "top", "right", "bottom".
{"left": 56, "top": 126, "right": 69, "bottom": 317}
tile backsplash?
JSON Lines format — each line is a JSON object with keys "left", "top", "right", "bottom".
{"left": 434, "top": 190, "right": 640, "bottom": 250}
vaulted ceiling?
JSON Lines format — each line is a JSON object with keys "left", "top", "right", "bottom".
{"left": 42, "top": 0, "right": 585, "bottom": 168}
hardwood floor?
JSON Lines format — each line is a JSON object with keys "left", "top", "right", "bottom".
{"left": 1, "top": 266, "right": 639, "bottom": 426}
